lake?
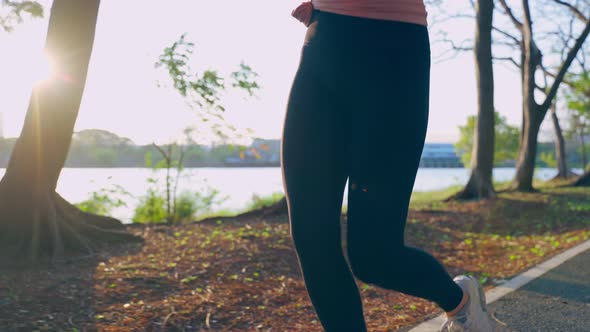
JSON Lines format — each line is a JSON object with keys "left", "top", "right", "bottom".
{"left": 0, "top": 167, "right": 571, "bottom": 223}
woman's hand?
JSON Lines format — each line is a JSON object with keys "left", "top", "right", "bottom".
{"left": 292, "top": 1, "right": 314, "bottom": 27}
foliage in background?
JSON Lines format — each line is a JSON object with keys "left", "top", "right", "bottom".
{"left": 565, "top": 73, "right": 590, "bottom": 119}
{"left": 175, "top": 189, "right": 225, "bottom": 222}
{"left": 128, "top": 33, "right": 259, "bottom": 224}
{"left": 247, "top": 192, "right": 285, "bottom": 211}
{"left": 133, "top": 186, "right": 167, "bottom": 224}
{"left": 133, "top": 149, "right": 228, "bottom": 224}
{"left": 455, "top": 112, "right": 519, "bottom": 167}
{"left": 150, "top": 144, "right": 185, "bottom": 222}
{"left": 133, "top": 150, "right": 179, "bottom": 224}
{"left": 133, "top": 188, "right": 226, "bottom": 224}
{"left": 0, "top": 129, "right": 280, "bottom": 168}
{"left": 75, "top": 183, "right": 130, "bottom": 216}
{"left": 0, "top": 0, "right": 43, "bottom": 32}
{"left": 539, "top": 151, "right": 557, "bottom": 168}
{"left": 155, "top": 33, "right": 260, "bottom": 143}
{"left": 564, "top": 73, "right": 590, "bottom": 169}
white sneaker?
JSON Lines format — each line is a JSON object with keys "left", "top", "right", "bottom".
{"left": 440, "top": 275, "right": 495, "bottom": 332}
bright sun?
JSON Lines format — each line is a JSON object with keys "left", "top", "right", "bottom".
{"left": 30, "top": 50, "right": 56, "bottom": 84}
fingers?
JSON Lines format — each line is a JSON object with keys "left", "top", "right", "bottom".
{"left": 291, "top": 1, "right": 314, "bottom": 27}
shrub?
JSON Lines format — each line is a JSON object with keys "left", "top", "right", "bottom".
{"left": 133, "top": 189, "right": 167, "bottom": 223}
{"left": 75, "top": 184, "right": 129, "bottom": 217}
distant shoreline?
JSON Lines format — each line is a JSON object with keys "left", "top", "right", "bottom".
{"left": 0, "top": 164, "right": 473, "bottom": 169}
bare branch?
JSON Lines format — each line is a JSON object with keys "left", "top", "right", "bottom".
{"left": 542, "top": 19, "right": 590, "bottom": 110}
{"left": 498, "top": 0, "right": 524, "bottom": 30}
{"left": 540, "top": 62, "right": 575, "bottom": 87}
{"left": 492, "top": 26, "right": 521, "bottom": 45}
{"left": 152, "top": 143, "right": 171, "bottom": 163}
{"left": 552, "top": 0, "right": 589, "bottom": 22}
{"left": 493, "top": 56, "right": 521, "bottom": 68}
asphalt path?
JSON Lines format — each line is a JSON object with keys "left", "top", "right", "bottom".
{"left": 488, "top": 248, "right": 590, "bottom": 332}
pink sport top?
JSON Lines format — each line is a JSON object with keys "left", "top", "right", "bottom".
{"left": 311, "top": 0, "right": 428, "bottom": 26}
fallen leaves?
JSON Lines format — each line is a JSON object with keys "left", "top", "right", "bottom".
{"left": 1, "top": 186, "right": 589, "bottom": 331}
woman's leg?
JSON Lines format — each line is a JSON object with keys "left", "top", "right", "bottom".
{"left": 281, "top": 37, "right": 367, "bottom": 331}
{"left": 343, "top": 23, "right": 465, "bottom": 313}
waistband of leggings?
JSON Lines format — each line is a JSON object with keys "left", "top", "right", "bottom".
{"left": 307, "top": 9, "right": 429, "bottom": 50}
{"left": 311, "top": 9, "right": 428, "bottom": 31}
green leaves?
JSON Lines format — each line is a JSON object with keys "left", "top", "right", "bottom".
{"left": 231, "top": 62, "right": 260, "bottom": 97}
{"left": 539, "top": 151, "right": 557, "bottom": 168}
{"left": 156, "top": 34, "right": 260, "bottom": 112}
{"left": 455, "top": 111, "right": 519, "bottom": 167}
{"left": 155, "top": 33, "right": 194, "bottom": 97}
{"left": 565, "top": 72, "right": 590, "bottom": 117}
{"left": 1, "top": 0, "right": 44, "bottom": 32}
{"left": 132, "top": 188, "right": 167, "bottom": 224}
{"left": 564, "top": 73, "right": 590, "bottom": 168}
{"left": 180, "top": 276, "right": 198, "bottom": 283}
{"left": 75, "top": 184, "right": 131, "bottom": 216}
{"left": 155, "top": 34, "right": 260, "bottom": 142}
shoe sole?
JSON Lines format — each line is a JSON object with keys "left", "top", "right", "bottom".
{"left": 467, "top": 276, "right": 495, "bottom": 331}
{"left": 466, "top": 276, "right": 488, "bottom": 312}
{"left": 476, "top": 278, "right": 488, "bottom": 312}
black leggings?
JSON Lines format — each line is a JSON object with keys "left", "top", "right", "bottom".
{"left": 280, "top": 10, "right": 463, "bottom": 332}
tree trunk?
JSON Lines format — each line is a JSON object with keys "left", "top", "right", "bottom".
{"left": 0, "top": 0, "right": 142, "bottom": 266}
{"left": 580, "top": 127, "right": 586, "bottom": 169}
{"left": 572, "top": 169, "right": 590, "bottom": 186}
{"left": 511, "top": 13, "right": 545, "bottom": 192}
{"left": 509, "top": 0, "right": 590, "bottom": 191}
{"left": 512, "top": 103, "right": 545, "bottom": 191}
{"left": 550, "top": 103, "right": 573, "bottom": 180}
{"left": 449, "top": 0, "right": 496, "bottom": 200}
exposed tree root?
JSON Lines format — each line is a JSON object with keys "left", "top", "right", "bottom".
{"left": 239, "top": 197, "right": 288, "bottom": 219}
{"left": 196, "top": 197, "right": 289, "bottom": 226}
{"left": 0, "top": 190, "right": 143, "bottom": 267}
{"left": 259, "top": 197, "right": 288, "bottom": 218}
{"left": 446, "top": 173, "right": 496, "bottom": 201}
{"left": 508, "top": 185, "right": 539, "bottom": 193}
{"left": 550, "top": 170, "right": 579, "bottom": 182}
{"left": 571, "top": 171, "right": 590, "bottom": 187}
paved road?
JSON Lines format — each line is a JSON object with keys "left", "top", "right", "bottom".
{"left": 488, "top": 248, "right": 590, "bottom": 332}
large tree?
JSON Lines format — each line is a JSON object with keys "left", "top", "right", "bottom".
{"left": 452, "top": 0, "right": 497, "bottom": 200}
{"left": 550, "top": 101, "right": 575, "bottom": 179}
{"left": 563, "top": 71, "right": 590, "bottom": 185}
{"left": 0, "top": 0, "right": 141, "bottom": 266}
{"left": 496, "top": 0, "right": 590, "bottom": 191}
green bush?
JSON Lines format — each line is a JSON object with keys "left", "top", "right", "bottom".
{"left": 133, "top": 187, "right": 226, "bottom": 224}
{"left": 175, "top": 192, "right": 198, "bottom": 222}
{"left": 75, "top": 184, "right": 129, "bottom": 217}
{"left": 539, "top": 151, "right": 557, "bottom": 168}
{"left": 174, "top": 188, "right": 226, "bottom": 223}
{"left": 455, "top": 112, "right": 519, "bottom": 167}
{"left": 133, "top": 189, "right": 167, "bottom": 223}
{"left": 247, "top": 192, "right": 284, "bottom": 211}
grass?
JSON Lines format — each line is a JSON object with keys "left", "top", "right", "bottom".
{"left": 245, "top": 192, "right": 284, "bottom": 211}
{"left": 194, "top": 192, "right": 286, "bottom": 222}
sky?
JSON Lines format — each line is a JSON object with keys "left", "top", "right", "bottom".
{"left": 0, "top": 0, "right": 556, "bottom": 145}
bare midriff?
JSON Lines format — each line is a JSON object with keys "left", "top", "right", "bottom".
{"left": 311, "top": 0, "right": 427, "bottom": 26}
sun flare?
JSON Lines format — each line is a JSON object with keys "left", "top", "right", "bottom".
{"left": 31, "top": 50, "right": 56, "bottom": 84}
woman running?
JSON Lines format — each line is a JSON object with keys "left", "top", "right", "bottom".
{"left": 281, "top": 1, "right": 496, "bottom": 331}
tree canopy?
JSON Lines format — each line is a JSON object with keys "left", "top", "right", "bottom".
{"left": 456, "top": 112, "right": 519, "bottom": 167}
